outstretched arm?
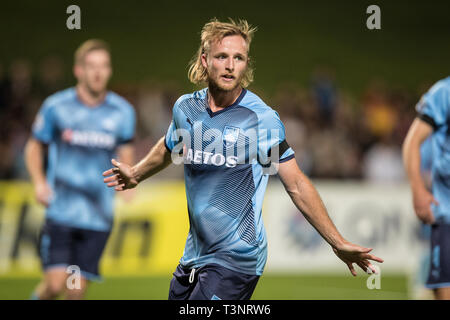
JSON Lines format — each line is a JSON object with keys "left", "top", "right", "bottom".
{"left": 277, "top": 158, "right": 383, "bottom": 276}
{"left": 402, "top": 118, "right": 437, "bottom": 224}
{"left": 103, "top": 136, "right": 172, "bottom": 191}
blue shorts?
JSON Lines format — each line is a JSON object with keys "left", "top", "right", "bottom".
{"left": 426, "top": 221, "right": 450, "bottom": 289}
{"left": 39, "top": 219, "right": 110, "bottom": 281}
{"left": 168, "top": 263, "right": 260, "bottom": 300}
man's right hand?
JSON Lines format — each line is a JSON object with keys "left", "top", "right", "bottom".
{"left": 103, "top": 159, "right": 138, "bottom": 191}
{"left": 412, "top": 187, "right": 438, "bottom": 224}
{"left": 35, "top": 182, "right": 53, "bottom": 207}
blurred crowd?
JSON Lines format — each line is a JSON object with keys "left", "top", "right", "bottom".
{"left": 0, "top": 57, "right": 430, "bottom": 182}
{"left": 270, "top": 68, "right": 428, "bottom": 183}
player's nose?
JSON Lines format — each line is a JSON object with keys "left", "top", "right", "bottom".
{"left": 225, "top": 57, "right": 234, "bottom": 71}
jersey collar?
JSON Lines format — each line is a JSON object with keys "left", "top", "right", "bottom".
{"left": 205, "top": 88, "right": 247, "bottom": 118}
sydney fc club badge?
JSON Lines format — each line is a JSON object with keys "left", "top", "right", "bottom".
{"left": 223, "top": 126, "right": 240, "bottom": 148}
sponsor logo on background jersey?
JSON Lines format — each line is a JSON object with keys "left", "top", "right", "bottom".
{"left": 61, "top": 129, "right": 116, "bottom": 149}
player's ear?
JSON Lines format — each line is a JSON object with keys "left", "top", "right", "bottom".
{"left": 201, "top": 53, "right": 208, "bottom": 69}
{"left": 73, "top": 63, "right": 82, "bottom": 80}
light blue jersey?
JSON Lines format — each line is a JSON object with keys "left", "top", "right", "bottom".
{"left": 417, "top": 76, "right": 450, "bottom": 222}
{"left": 32, "top": 87, "right": 136, "bottom": 231}
{"left": 165, "top": 88, "right": 295, "bottom": 275}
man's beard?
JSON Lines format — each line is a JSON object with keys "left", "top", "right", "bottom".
{"left": 85, "top": 80, "right": 107, "bottom": 97}
{"left": 207, "top": 72, "right": 242, "bottom": 93}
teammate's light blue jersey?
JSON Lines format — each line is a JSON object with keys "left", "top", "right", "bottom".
{"left": 32, "top": 87, "right": 136, "bottom": 231}
{"left": 165, "top": 88, "right": 295, "bottom": 275}
{"left": 417, "top": 76, "right": 450, "bottom": 222}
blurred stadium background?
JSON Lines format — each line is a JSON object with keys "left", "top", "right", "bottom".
{"left": 0, "top": 0, "right": 449, "bottom": 299}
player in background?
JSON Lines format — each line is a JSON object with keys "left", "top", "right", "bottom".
{"left": 410, "top": 137, "right": 433, "bottom": 299}
{"left": 25, "top": 39, "right": 136, "bottom": 300}
{"left": 403, "top": 76, "right": 450, "bottom": 300}
{"left": 103, "top": 19, "right": 383, "bottom": 300}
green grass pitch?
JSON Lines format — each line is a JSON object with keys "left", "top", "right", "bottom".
{"left": 0, "top": 273, "right": 409, "bottom": 300}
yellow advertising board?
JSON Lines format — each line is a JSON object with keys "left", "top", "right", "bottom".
{"left": 0, "top": 181, "right": 189, "bottom": 277}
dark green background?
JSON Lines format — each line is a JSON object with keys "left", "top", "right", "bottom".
{"left": 1, "top": 0, "right": 449, "bottom": 97}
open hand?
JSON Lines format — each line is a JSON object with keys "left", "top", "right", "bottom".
{"left": 35, "top": 181, "right": 53, "bottom": 207}
{"left": 333, "top": 241, "right": 384, "bottom": 276}
{"left": 102, "top": 159, "right": 138, "bottom": 191}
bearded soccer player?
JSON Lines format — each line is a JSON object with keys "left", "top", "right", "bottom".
{"left": 25, "top": 39, "right": 136, "bottom": 300}
{"left": 103, "top": 19, "right": 383, "bottom": 300}
{"left": 403, "top": 76, "right": 450, "bottom": 300}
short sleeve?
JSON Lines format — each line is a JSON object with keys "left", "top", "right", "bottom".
{"left": 416, "top": 82, "right": 449, "bottom": 130}
{"left": 164, "top": 94, "right": 195, "bottom": 154}
{"left": 257, "top": 109, "right": 295, "bottom": 166}
{"left": 32, "top": 98, "right": 56, "bottom": 144}
{"left": 118, "top": 105, "right": 136, "bottom": 145}
{"left": 164, "top": 119, "right": 178, "bottom": 152}
{"left": 165, "top": 96, "right": 185, "bottom": 153}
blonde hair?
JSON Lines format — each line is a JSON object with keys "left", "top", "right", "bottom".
{"left": 74, "top": 39, "right": 110, "bottom": 65}
{"left": 188, "top": 18, "right": 257, "bottom": 88}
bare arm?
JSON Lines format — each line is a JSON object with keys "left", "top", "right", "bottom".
{"left": 116, "top": 143, "right": 136, "bottom": 201}
{"left": 277, "top": 158, "right": 383, "bottom": 275}
{"left": 131, "top": 136, "right": 172, "bottom": 183}
{"left": 117, "top": 143, "right": 135, "bottom": 166}
{"left": 103, "top": 136, "right": 172, "bottom": 190}
{"left": 402, "top": 117, "right": 437, "bottom": 224}
{"left": 24, "top": 137, "right": 53, "bottom": 206}
{"left": 277, "top": 159, "right": 345, "bottom": 248}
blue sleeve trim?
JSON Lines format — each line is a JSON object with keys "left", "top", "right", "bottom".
{"left": 164, "top": 136, "right": 173, "bottom": 153}
{"left": 32, "top": 132, "right": 50, "bottom": 145}
{"left": 279, "top": 154, "right": 295, "bottom": 163}
{"left": 117, "top": 138, "right": 134, "bottom": 146}
{"left": 418, "top": 113, "right": 438, "bottom": 130}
